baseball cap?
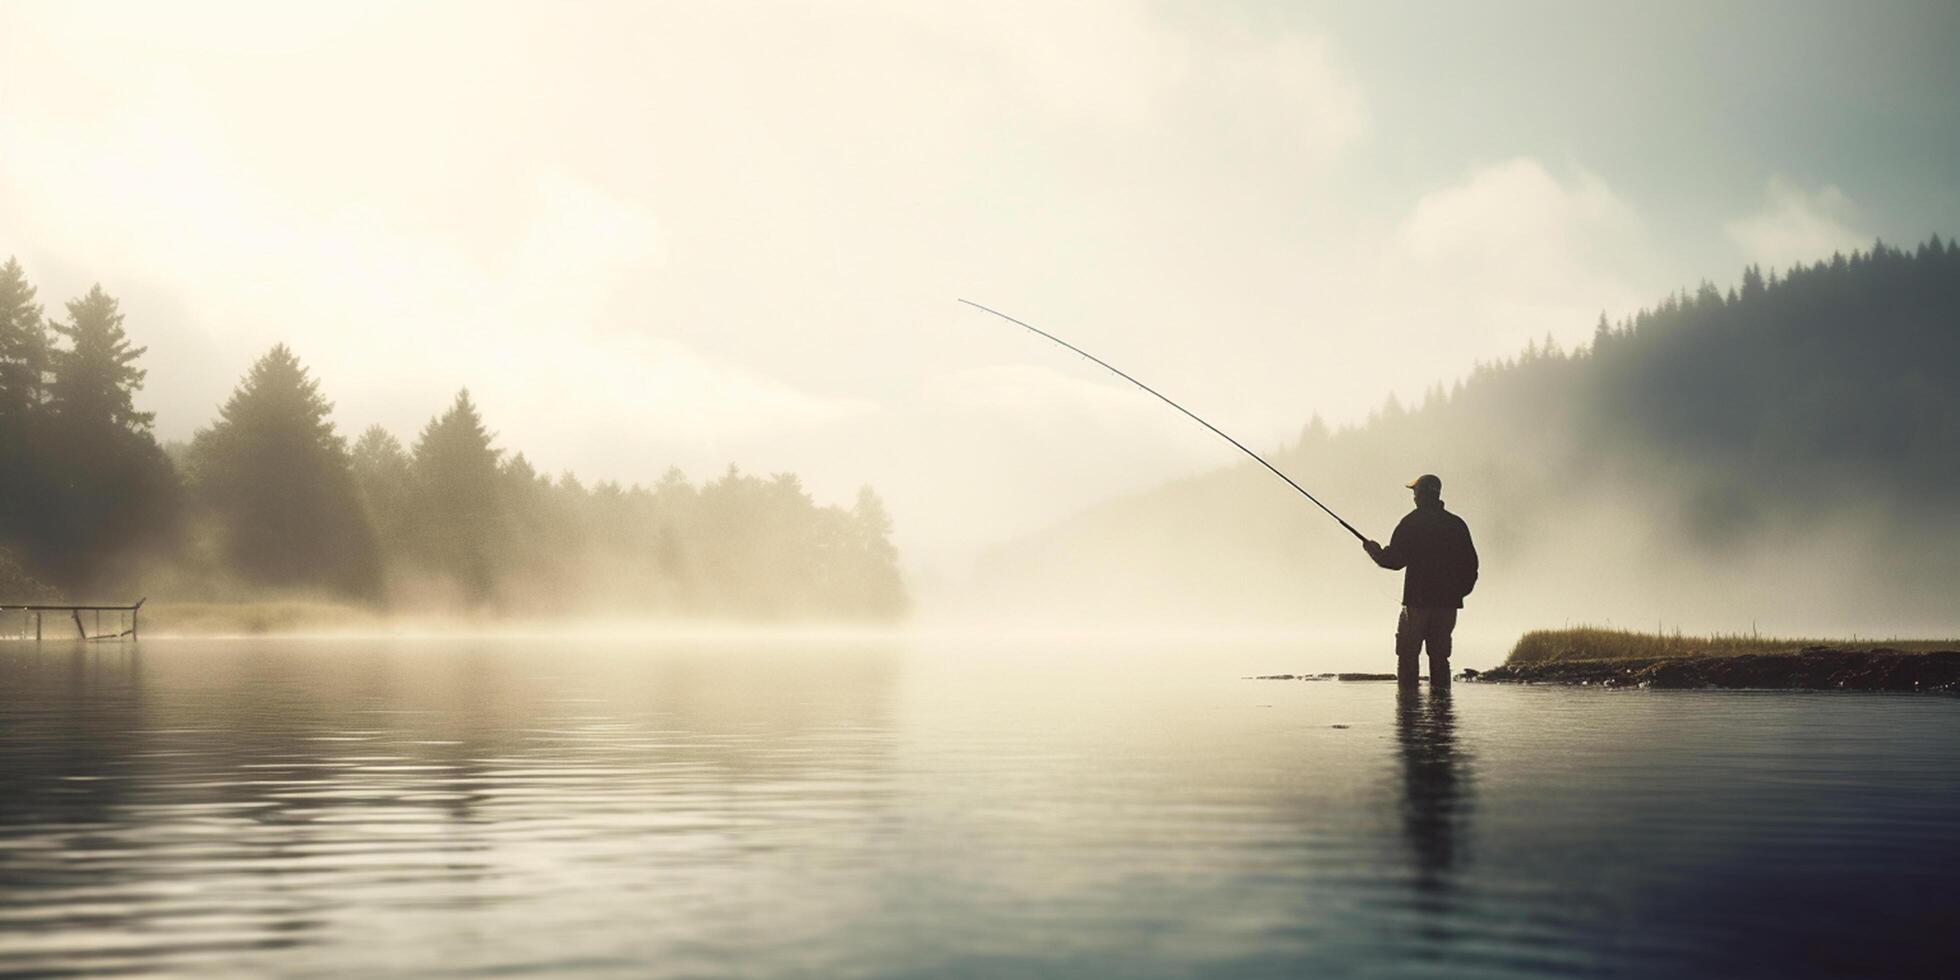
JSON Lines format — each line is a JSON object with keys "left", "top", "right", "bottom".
{"left": 1405, "top": 473, "right": 1442, "bottom": 494}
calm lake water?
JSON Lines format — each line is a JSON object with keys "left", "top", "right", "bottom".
{"left": 2, "top": 636, "right": 1957, "bottom": 978}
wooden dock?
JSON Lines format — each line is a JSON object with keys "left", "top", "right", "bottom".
{"left": 2, "top": 599, "right": 145, "bottom": 641}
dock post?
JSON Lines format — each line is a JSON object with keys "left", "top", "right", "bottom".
{"left": 35, "top": 611, "right": 41, "bottom": 641}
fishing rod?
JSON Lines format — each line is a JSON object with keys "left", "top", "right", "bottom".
{"left": 958, "top": 299, "right": 1366, "bottom": 543}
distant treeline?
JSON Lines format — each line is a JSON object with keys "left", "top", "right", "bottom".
{"left": 983, "top": 237, "right": 1960, "bottom": 628}
{"left": 0, "top": 258, "right": 905, "bottom": 620}
{"left": 1353, "top": 236, "right": 1960, "bottom": 532}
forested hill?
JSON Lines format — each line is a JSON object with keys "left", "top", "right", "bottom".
{"left": 976, "top": 238, "right": 1960, "bottom": 635}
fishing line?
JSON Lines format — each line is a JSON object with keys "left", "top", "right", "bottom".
{"left": 959, "top": 299, "right": 1366, "bottom": 543}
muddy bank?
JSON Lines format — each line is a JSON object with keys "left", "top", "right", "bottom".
{"left": 1479, "top": 647, "right": 1960, "bottom": 692}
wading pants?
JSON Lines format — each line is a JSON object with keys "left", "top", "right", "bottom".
{"left": 1396, "top": 605, "right": 1457, "bottom": 686}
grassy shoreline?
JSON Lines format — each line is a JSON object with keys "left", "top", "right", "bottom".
{"left": 1488, "top": 628, "right": 1960, "bottom": 692}
{"left": 1507, "top": 628, "right": 1958, "bottom": 666}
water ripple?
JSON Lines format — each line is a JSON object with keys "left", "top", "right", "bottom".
{"left": 2, "top": 640, "right": 1958, "bottom": 977}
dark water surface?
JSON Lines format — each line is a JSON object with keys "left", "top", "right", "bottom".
{"left": 2, "top": 637, "right": 1957, "bottom": 978}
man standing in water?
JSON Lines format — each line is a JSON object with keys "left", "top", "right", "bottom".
{"left": 1363, "top": 474, "right": 1479, "bottom": 687}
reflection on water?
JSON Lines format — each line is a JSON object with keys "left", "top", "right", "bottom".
{"left": 0, "top": 641, "right": 903, "bottom": 976}
{"left": 1396, "top": 685, "right": 1468, "bottom": 897}
{"left": 2, "top": 638, "right": 1959, "bottom": 978}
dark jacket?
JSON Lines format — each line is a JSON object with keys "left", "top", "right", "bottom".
{"left": 1373, "top": 500, "right": 1478, "bottom": 608}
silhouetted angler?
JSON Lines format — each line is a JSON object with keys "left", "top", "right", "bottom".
{"left": 1364, "top": 474, "right": 1478, "bottom": 686}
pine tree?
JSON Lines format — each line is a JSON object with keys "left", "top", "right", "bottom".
{"left": 1296, "top": 414, "right": 1330, "bottom": 451}
{"left": 32, "top": 285, "right": 177, "bottom": 591}
{"left": 352, "top": 424, "right": 411, "bottom": 509}
{"left": 1740, "top": 265, "right": 1766, "bottom": 301}
{"left": 410, "top": 389, "right": 508, "bottom": 602}
{"left": 847, "top": 486, "right": 905, "bottom": 618}
{"left": 0, "top": 257, "right": 50, "bottom": 425}
{"left": 187, "top": 345, "right": 378, "bottom": 596}
{"left": 0, "top": 258, "right": 52, "bottom": 557}
{"left": 48, "top": 285, "right": 153, "bottom": 433}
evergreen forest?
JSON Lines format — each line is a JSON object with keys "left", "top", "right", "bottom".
{"left": 980, "top": 237, "right": 1960, "bottom": 633}
{"left": 0, "top": 257, "right": 906, "bottom": 620}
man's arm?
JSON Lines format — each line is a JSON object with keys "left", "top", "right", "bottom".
{"left": 1368, "top": 517, "right": 1411, "bottom": 570}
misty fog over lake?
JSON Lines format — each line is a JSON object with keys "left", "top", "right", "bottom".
{"left": 4, "top": 1, "right": 1960, "bottom": 977}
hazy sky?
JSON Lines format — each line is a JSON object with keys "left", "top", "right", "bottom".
{"left": 3, "top": 1, "right": 1956, "bottom": 574}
